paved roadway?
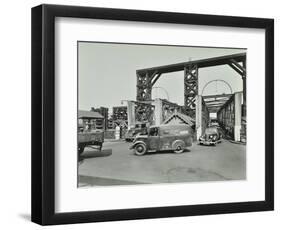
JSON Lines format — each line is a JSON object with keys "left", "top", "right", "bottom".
{"left": 78, "top": 139, "right": 246, "bottom": 187}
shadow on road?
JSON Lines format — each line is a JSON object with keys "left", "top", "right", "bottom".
{"left": 132, "top": 149, "right": 191, "bottom": 156}
{"left": 79, "top": 175, "right": 145, "bottom": 187}
{"left": 79, "top": 149, "right": 112, "bottom": 161}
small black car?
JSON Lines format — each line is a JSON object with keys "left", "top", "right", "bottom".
{"left": 199, "top": 126, "right": 222, "bottom": 146}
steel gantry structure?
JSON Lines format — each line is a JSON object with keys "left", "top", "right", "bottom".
{"left": 136, "top": 52, "right": 246, "bottom": 140}
{"left": 202, "top": 94, "right": 233, "bottom": 113}
{"left": 136, "top": 52, "right": 246, "bottom": 117}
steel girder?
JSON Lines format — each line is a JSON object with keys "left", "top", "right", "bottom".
{"left": 136, "top": 71, "right": 161, "bottom": 101}
{"left": 136, "top": 64, "right": 199, "bottom": 118}
{"left": 161, "top": 99, "right": 182, "bottom": 121}
{"left": 112, "top": 106, "right": 128, "bottom": 121}
{"left": 135, "top": 70, "right": 157, "bottom": 123}
{"left": 184, "top": 65, "right": 198, "bottom": 117}
{"left": 134, "top": 101, "right": 155, "bottom": 123}
{"left": 227, "top": 57, "right": 246, "bottom": 105}
{"left": 217, "top": 95, "right": 235, "bottom": 138}
{"left": 136, "top": 72, "right": 151, "bottom": 101}
{"left": 202, "top": 94, "right": 233, "bottom": 113}
{"left": 136, "top": 53, "right": 246, "bottom": 119}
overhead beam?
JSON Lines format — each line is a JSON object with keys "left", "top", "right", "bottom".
{"left": 205, "top": 101, "right": 228, "bottom": 105}
{"left": 206, "top": 105, "right": 228, "bottom": 109}
{"left": 202, "top": 93, "right": 233, "bottom": 99}
{"left": 204, "top": 98, "right": 230, "bottom": 102}
{"left": 230, "top": 59, "right": 246, "bottom": 74}
{"left": 228, "top": 62, "right": 244, "bottom": 76}
{"left": 151, "top": 73, "right": 162, "bottom": 86}
{"left": 206, "top": 104, "right": 227, "bottom": 109}
{"left": 137, "top": 52, "right": 246, "bottom": 75}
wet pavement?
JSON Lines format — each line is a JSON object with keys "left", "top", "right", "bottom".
{"left": 78, "top": 139, "right": 246, "bottom": 187}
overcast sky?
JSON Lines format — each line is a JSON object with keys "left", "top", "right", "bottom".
{"left": 78, "top": 42, "right": 245, "bottom": 112}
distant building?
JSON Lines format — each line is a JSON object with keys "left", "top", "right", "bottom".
{"left": 78, "top": 110, "right": 104, "bottom": 130}
{"left": 91, "top": 107, "right": 109, "bottom": 130}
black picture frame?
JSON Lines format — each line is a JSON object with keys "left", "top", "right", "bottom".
{"left": 31, "top": 4, "right": 274, "bottom": 225}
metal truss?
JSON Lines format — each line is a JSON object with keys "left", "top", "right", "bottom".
{"left": 134, "top": 101, "right": 155, "bottom": 123}
{"left": 202, "top": 94, "right": 232, "bottom": 113}
{"left": 136, "top": 53, "right": 246, "bottom": 120}
{"left": 136, "top": 71, "right": 162, "bottom": 101}
{"left": 228, "top": 58, "right": 246, "bottom": 105}
{"left": 112, "top": 106, "right": 128, "bottom": 121}
{"left": 161, "top": 99, "right": 182, "bottom": 121}
{"left": 184, "top": 65, "right": 198, "bottom": 117}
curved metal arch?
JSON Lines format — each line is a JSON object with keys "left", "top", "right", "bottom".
{"left": 152, "top": 86, "right": 170, "bottom": 101}
{"left": 201, "top": 79, "right": 233, "bottom": 96}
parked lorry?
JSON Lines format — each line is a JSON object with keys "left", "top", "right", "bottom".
{"left": 78, "top": 130, "right": 104, "bottom": 155}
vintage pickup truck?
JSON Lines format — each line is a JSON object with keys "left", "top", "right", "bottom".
{"left": 78, "top": 130, "right": 104, "bottom": 155}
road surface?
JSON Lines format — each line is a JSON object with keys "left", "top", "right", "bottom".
{"left": 78, "top": 139, "right": 246, "bottom": 187}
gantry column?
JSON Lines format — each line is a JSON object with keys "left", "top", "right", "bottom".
{"left": 152, "top": 98, "right": 163, "bottom": 126}
{"left": 127, "top": 101, "right": 136, "bottom": 129}
{"left": 184, "top": 64, "right": 198, "bottom": 118}
{"left": 136, "top": 71, "right": 152, "bottom": 101}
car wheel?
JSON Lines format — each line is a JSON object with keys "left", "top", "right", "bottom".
{"left": 134, "top": 143, "right": 147, "bottom": 156}
{"left": 173, "top": 142, "right": 185, "bottom": 153}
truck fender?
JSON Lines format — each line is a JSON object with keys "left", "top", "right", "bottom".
{"left": 172, "top": 140, "right": 185, "bottom": 150}
{"left": 130, "top": 141, "right": 146, "bottom": 150}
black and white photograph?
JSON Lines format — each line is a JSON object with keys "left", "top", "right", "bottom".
{"left": 77, "top": 42, "right": 247, "bottom": 187}
{"left": 29, "top": 3, "right": 274, "bottom": 226}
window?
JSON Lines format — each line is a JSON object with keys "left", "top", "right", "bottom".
{"left": 149, "top": 127, "right": 159, "bottom": 136}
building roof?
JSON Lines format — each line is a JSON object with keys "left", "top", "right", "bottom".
{"left": 78, "top": 110, "right": 104, "bottom": 119}
{"left": 163, "top": 111, "right": 195, "bottom": 126}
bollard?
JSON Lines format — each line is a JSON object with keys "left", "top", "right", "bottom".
{"left": 115, "top": 125, "right": 120, "bottom": 140}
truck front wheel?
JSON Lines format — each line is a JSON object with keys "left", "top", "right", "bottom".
{"left": 173, "top": 141, "right": 185, "bottom": 153}
{"left": 134, "top": 143, "right": 147, "bottom": 156}
{"left": 99, "top": 143, "right": 103, "bottom": 151}
{"left": 78, "top": 145, "right": 85, "bottom": 155}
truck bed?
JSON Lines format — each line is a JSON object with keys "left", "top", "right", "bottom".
{"left": 78, "top": 130, "right": 104, "bottom": 144}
